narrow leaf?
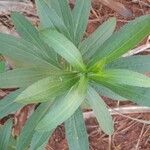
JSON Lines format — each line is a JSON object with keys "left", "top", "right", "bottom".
{"left": 35, "top": 0, "right": 71, "bottom": 39}
{"left": 11, "top": 12, "right": 58, "bottom": 66}
{"left": 87, "top": 87, "right": 114, "bottom": 135}
{"left": 65, "top": 108, "right": 89, "bottom": 150}
{"left": 0, "top": 33, "right": 59, "bottom": 70}
{"left": 0, "top": 61, "right": 5, "bottom": 73}
{"left": 36, "top": 76, "right": 88, "bottom": 132}
{"left": 72, "top": 0, "right": 91, "bottom": 45}
{"left": 40, "top": 29, "right": 86, "bottom": 71}
{"left": 106, "top": 55, "right": 150, "bottom": 73}
{"left": 30, "top": 130, "right": 53, "bottom": 150}
{"left": 90, "top": 69, "right": 150, "bottom": 87}
{"left": 0, "top": 119, "right": 12, "bottom": 150}
{"left": 95, "top": 82, "right": 150, "bottom": 107}
{"left": 15, "top": 74, "right": 79, "bottom": 104}
{"left": 16, "top": 102, "right": 53, "bottom": 150}
{"left": 0, "top": 89, "right": 24, "bottom": 119}
{"left": 47, "top": 0, "right": 74, "bottom": 38}
{"left": 89, "top": 15, "right": 150, "bottom": 67}
{"left": 92, "top": 82, "right": 126, "bottom": 100}
{"left": 80, "top": 18, "right": 116, "bottom": 61}
{"left": 0, "top": 68, "right": 56, "bottom": 88}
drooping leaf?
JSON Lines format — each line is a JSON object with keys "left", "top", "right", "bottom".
{"left": 35, "top": 0, "right": 71, "bottom": 39}
{"left": 79, "top": 18, "right": 116, "bottom": 62}
{"left": 40, "top": 29, "right": 86, "bottom": 71}
{"left": 90, "top": 69, "right": 150, "bottom": 87}
{"left": 0, "top": 119, "right": 13, "bottom": 150}
{"left": 87, "top": 87, "right": 114, "bottom": 135}
{"left": 91, "top": 82, "right": 126, "bottom": 100}
{"left": 30, "top": 130, "right": 53, "bottom": 150}
{"left": 72, "top": 0, "right": 91, "bottom": 45}
{"left": 0, "top": 68, "right": 58, "bottom": 88}
{"left": 15, "top": 73, "right": 79, "bottom": 104}
{"left": 89, "top": 15, "right": 150, "bottom": 68}
{"left": 16, "top": 102, "right": 53, "bottom": 150}
{"left": 11, "top": 12, "right": 58, "bottom": 66}
{"left": 65, "top": 107, "right": 89, "bottom": 150}
{"left": 99, "top": 82, "right": 150, "bottom": 107}
{"left": 0, "top": 33, "right": 59, "bottom": 70}
{"left": 106, "top": 55, "right": 150, "bottom": 73}
{"left": 0, "top": 89, "right": 24, "bottom": 119}
{"left": 0, "top": 61, "right": 5, "bottom": 73}
{"left": 36, "top": 76, "right": 88, "bottom": 132}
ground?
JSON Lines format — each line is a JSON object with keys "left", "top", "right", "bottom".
{"left": 0, "top": 0, "right": 150, "bottom": 150}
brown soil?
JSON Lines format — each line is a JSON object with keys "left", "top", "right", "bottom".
{"left": 0, "top": 0, "right": 150, "bottom": 150}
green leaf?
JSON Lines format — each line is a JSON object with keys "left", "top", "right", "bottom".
{"left": 79, "top": 18, "right": 116, "bottom": 62}
{"left": 89, "top": 15, "right": 150, "bottom": 68}
{"left": 0, "top": 33, "right": 59, "bottom": 70}
{"left": 0, "top": 89, "right": 24, "bottom": 119}
{"left": 16, "top": 102, "right": 53, "bottom": 150}
{"left": 0, "top": 68, "right": 57, "bottom": 88}
{"left": 96, "top": 82, "right": 150, "bottom": 107}
{"left": 35, "top": 0, "right": 71, "bottom": 39}
{"left": 72, "top": 0, "right": 91, "bottom": 45}
{"left": 65, "top": 107, "right": 89, "bottom": 150}
{"left": 87, "top": 87, "right": 114, "bottom": 135}
{"left": 40, "top": 29, "right": 86, "bottom": 71}
{"left": 90, "top": 69, "right": 150, "bottom": 87}
{"left": 106, "top": 55, "right": 150, "bottom": 73}
{"left": 0, "top": 61, "right": 5, "bottom": 73}
{"left": 8, "top": 136, "right": 17, "bottom": 150}
{"left": 15, "top": 73, "right": 79, "bottom": 104}
{"left": 91, "top": 82, "right": 126, "bottom": 100}
{"left": 30, "top": 130, "right": 53, "bottom": 150}
{"left": 47, "top": 0, "right": 74, "bottom": 39}
{"left": 11, "top": 12, "right": 58, "bottom": 66}
{"left": 36, "top": 76, "right": 88, "bottom": 132}
{"left": 0, "top": 119, "right": 13, "bottom": 150}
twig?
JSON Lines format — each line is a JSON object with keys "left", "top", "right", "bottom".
{"left": 123, "top": 43, "right": 150, "bottom": 57}
{"left": 135, "top": 123, "right": 146, "bottom": 150}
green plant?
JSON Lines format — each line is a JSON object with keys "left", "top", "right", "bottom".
{"left": 0, "top": 0, "right": 150, "bottom": 149}
{"left": 0, "top": 119, "right": 16, "bottom": 150}
{"left": 0, "top": 55, "right": 5, "bottom": 73}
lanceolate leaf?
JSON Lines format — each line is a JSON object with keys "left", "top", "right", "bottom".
{"left": 0, "top": 89, "right": 24, "bottom": 119}
{"left": 89, "top": 15, "right": 150, "bottom": 68}
{"left": 15, "top": 74, "right": 79, "bottom": 104}
{"left": 0, "top": 61, "right": 5, "bottom": 73}
{"left": 11, "top": 12, "right": 58, "bottom": 66}
{"left": 0, "top": 119, "right": 12, "bottom": 150}
{"left": 0, "top": 68, "right": 57, "bottom": 88}
{"left": 30, "top": 130, "right": 53, "bottom": 150}
{"left": 80, "top": 18, "right": 116, "bottom": 62}
{"left": 87, "top": 87, "right": 114, "bottom": 135}
{"left": 36, "top": 76, "right": 88, "bottom": 132}
{"left": 47, "top": 0, "right": 74, "bottom": 38}
{"left": 72, "top": 0, "right": 91, "bottom": 45}
{"left": 0, "top": 33, "right": 59, "bottom": 70}
{"left": 65, "top": 108, "right": 89, "bottom": 150}
{"left": 90, "top": 69, "right": 150, "bottom": 87}
{"left": 35, "top": 0, "right": 71, "bottom": 39}
{"left": 95, "top": 82, "right": 150, "bottom": 107}
{"left": 92, "top": 82, "right": 126, "bottom": 100}
{"left": 16, "top": 102, "right": 53, "bottom": 150}
{"left": 40, "top": 29, "right": 86, "bottom": 71}
{"left": 106, "top": 55, "right": 150, "bottom": 73}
